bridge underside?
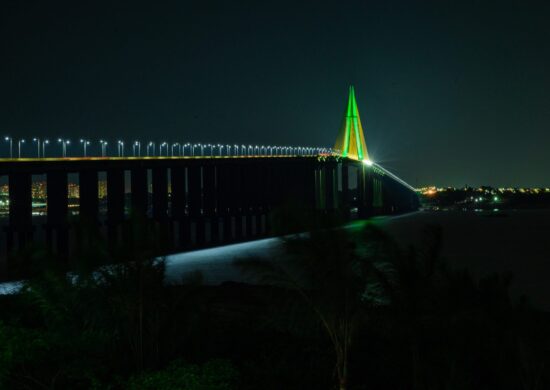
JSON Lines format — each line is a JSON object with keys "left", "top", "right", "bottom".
{"left": 0, "top": 156, "right": 418, "bottom": 279}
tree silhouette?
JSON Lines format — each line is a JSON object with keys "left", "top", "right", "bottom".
{"left": 236, "top": 214, "right": 393, "bottom": 390}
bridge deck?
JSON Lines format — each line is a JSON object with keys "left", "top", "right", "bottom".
{"left": 0, "top": 155, "right": 321, "bottom": 174}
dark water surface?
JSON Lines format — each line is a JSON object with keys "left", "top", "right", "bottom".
{"left": 374, "top": 210, "right": 550, "bottom": 311}
{"left": 2, "top": 210, "right": 548, "bottom": 311}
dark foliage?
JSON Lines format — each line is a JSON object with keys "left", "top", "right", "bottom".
{"left": 0, "top": 213, "right": 549, "bottom": 389}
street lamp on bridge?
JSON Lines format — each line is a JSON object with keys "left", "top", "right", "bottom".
{"left": 194, "top": 143, "right": 204, "bottom": 156}
{"left": 4, "top": 137, "right": 13, "bottom": 158}
{"left": 42, "top": 139, "right": 49, "bottom": 157}
{"left": 80, "top": 139, "right": 90, "bottom": 157}
{"left": 160, "top": 142, "right": 168, "bottom": 156}
{"left": 117, "top": 140, "right": 125, "bottom": 157}
{"left": 99, "top": 140, "right": 108, "bottom": 157}
{"left": 58, "top": 139, "right": 70, "bottom": 158}
{"left": 182, "top": 143, "right": 191, "bottom": 156}
{"left": 147, "top": 142, "right": 155, "bottom": 156}
{"left": 17, "top": 139, "right": 25, "bottom": 158}
{"left": 33, "top": 138, "right": 41, "bottom": 158}
{"left": 171, "top": 142, "right": 179, "bottom": 157}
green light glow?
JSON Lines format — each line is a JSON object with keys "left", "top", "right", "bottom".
{"left": 341, "top": 87, "right": 355, "bottom": 157}
{"left": 342, "top": 117, "right": 351, "bottom": 158}
{"left": 351, "top": 87, "right": 365, "bottom": 160}
{"left": 334, "top": 85, "right": 369, "bottom": 161}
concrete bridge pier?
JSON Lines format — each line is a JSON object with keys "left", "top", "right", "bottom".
{"left": 106, "top": 169, "right": 125, "bottom": 250}
{"left": 79, "top": 170, "right": 99, "bottom": 223}
{"left": 365, "top": 168, "right": 374, "bottom": 216}
{"left": 75, "top": 169, "right": 101, "bottom": 259}
{"left": 130, "top": 167, "right": 148, "bottom": 218}
{"left": 357, "top": 165, "right": 374, "bottom": 218}
{"left": 187, "top": 164, "right": 203, "bottom": 246}
{"left": 5, "top": 172, "right": 33, "bottom": 259}
{"left": 267, "top": 159, "right": 287, "bottom": 232}
{"left": 302, "top": 159, "right": 317, "bottom": 211}
{"left": 340, "top": 162, "right": 350, "bottom": 220}
{"left": 202, "top": 163, "right": 218, "bottom": 244}
{"left": 231, "top": 163, "right": 245, "bottom": 241}
{"left": 242, "top": 161, "right": 256, "bottom": 238}
{"left": 46, "top": 171, "right": 69, "bottom": 256}
{"left": 256, "top": 160, "right": 270, "bottom": 236}
{"left": 170, "top": 165, "right": 187, "bottom": 249}
{"left": 324, "top": 161, "right": 337, "bottom": 211}
{"left": 314, "top": 164, "right": 325, "bottom": 210}
{"left": 152, "top": 167, "right": 170, "bottom": 250}
{"left": 216, "top": 163, "right": 232, "bottom": 242}
{"left": 372, "top": 175, "right": 383, "bottom": 215}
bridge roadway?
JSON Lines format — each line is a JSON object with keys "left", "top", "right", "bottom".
{"left": 0, "top": 155, "right": 418, "bottom": 278}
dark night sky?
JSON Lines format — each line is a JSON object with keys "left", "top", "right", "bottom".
{"left": 1, "top": 0, "right": 549, "bottom": 187}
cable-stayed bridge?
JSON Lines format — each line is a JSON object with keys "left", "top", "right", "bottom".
{"left": 0, "top": 87, "right": 418, "bottom": 274}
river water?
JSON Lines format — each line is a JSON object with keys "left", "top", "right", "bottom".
{"left": 2, "top": 210, "right": 549, "bottom": 311}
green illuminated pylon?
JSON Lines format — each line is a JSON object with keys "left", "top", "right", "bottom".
{"left": 334, "top": 86, "right": 369, "bottom": 161}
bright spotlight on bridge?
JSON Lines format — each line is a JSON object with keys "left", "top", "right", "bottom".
{"left": 362, "top": 159, "right": 373, "bottom": 166}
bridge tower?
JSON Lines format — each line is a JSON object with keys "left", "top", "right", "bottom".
{"left": 334, "top": 86, "right": 370, "bottom": 162}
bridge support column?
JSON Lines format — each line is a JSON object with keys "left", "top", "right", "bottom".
{"left": 152, "top": 167, "right": 170, "bottom": 250}
{"left": 6, "top": 172, "right": 33, "bottom": 257}
{"left": 46, "top": 171, "right": 69, "bottom": 256}
{"left": 171, "top": 166, "right": 188, "bottom": 249}
{"left": 372, "top": 175, "right": 383, "bottom": 215}
{"left": 232, "top": 163, "right": 244, "bottom": 241}
{"left": 79, "top": 170, "right": 98, "bottom": 223}
{"left": 76, "top": 170, "right": 101, "bottom": 258}
{"left": 341, "top": 162, "right": 350, "bottom": 220}
{"left": 216, "top": 163, "right": 232, "bottom": 242}
{"left": 256, "top": 160, "right": 269, "bottom": 236}
{"left": 314, "top": 164, "right": 325, "bottom": 210}
{"left": 263, "top": 162, "right": 275, "bottom": 233}
{"left": 203, "top": 163, "right": 218, "bottom": 244}
{"left": 242, "top": 161, "right": 254, "bottom": 238}
{"left": 107, "top": 169, "right": 125, "bottom": 249}
{"left": 325, "top": 162, "right": 337, "bottom": 211}
{"left": 298, "top": 159, "right": 316, "bottom": 212}
{"left": 187, "top": 164, "right": 203, "bottom": 246}
{"left": 130, "top": 168, "right": 148, "bottom": 217}
{"left": 357, "top": 165, "right": 365, "bottom": 218}
{"left": 358, "top": 165, "right": 374, "bottom": 218}
{"left": 365, "top": 168, "right": 374, "bottom": 216}
{"left": 128, "top": 167, "right": 150, "bottom": 251}
{"left": 152, "top": 167, "right": 168, "bottom": 220}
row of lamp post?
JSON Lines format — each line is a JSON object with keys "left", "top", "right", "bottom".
{"left": 3, "top": 136, "right": 332, "bottom": 158}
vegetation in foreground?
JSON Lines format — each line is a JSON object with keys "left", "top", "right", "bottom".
{"left": 0, "top": 212, "right": 549, "bottom": 389}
